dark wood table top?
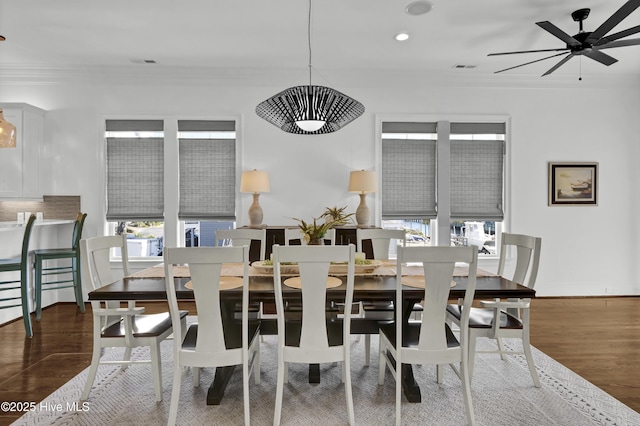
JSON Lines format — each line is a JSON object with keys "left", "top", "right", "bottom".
{"left": 89, "top": 274, "right": 535, "bottom": 302}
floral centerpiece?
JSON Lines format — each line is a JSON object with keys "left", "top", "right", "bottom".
{"left": 321, "top": 206, "right": 354, "bottom": 226}
{"left": 292, "top": 216, "right": 337, "bottom": 245}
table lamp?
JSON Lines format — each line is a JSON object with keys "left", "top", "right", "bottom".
{"left": 348, "top": 170, "right": 377, "bottom": 227}
{"left": 240, "top": 169, "right": 270, "bottom": 227}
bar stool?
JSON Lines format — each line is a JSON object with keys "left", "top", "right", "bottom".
{"left": 33, "top": 213, "right": 87, "bottom": 320}
{"left": 0, "top": 214, "right": 37, "bottom": 337}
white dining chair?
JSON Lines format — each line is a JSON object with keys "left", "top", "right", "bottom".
{"left": 216, "top": 228, "right": 266, "bottom": 260}
{"left": 446, "top": 232, "right": 542, "bottom": 387}
{"left": 355, "top": 228, "right": 407, "bottom": 366}
{"left": 164, "top": 246, "right": 260, "bottom": 426}
{"left": 379, "top": 246, "right": 477, "bottom": 426}
{"left": 272, "top": 244, "right": 356, "bottom": 425}
{"left": 80, "top": 235, "right": 187, "bottom": 402}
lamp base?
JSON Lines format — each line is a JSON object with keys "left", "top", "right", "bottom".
{"left": 248, "top": 193, "right": 263, "bottom": 227}
{"left": 355, "top": 193, "right": 370, "bottom": 227}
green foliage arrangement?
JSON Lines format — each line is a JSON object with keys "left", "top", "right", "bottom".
{"left": 321, "top": 206, "right": 354, "bottom": 226}
{"left": 292, "top": 216, "right": 337, "bottom": 244}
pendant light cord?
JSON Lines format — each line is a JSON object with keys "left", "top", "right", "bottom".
{"left": 307, "top": 0, "right": 313, "bottom": 86}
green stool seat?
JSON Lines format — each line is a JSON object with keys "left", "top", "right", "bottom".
{"left": 33, "top": 213, "right": 87, "bottom": 320}
{"left": 0, "top": 214, "right": 36, "bottom": 337}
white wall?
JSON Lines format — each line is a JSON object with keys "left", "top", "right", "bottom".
{"left": 1, "top": 69, "right": 639, "bottom": 297}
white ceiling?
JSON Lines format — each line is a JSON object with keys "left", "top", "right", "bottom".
{"left": 1, "top": 0, "right": 639, "bottom": 83}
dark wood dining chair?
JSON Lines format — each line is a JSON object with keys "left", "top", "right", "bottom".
{"left": 0, "top": 214, "right": 36, "bottom": 337}
{"left": 33, "top": 212, "right": 87, "bottom": 320}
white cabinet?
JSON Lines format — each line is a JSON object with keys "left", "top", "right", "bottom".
{"left": 0, "top": 103, "right": 45, "bottom": 198}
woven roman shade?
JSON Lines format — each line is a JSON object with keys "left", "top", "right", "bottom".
{"left": 381, "top": 122, "right": 437, "bottom": 219}
{"left": 178, "top": 120, "right": 236, "bottom": 221}
{"left": 106, "top": 120, "right": 164, "bottom": 221}
{"left": 449, "top": 122, "right": 505, "bottom": 220}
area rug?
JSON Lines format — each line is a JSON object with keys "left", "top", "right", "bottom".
{"left": 12, "top": 323, "right": 640, "bottom": 426}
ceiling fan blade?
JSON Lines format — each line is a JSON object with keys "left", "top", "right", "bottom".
{"left": 596, "top": 37, "right": 640, "bottom": 49}
{"left": 594, "top": 25, "right": 640, "bottom": 45}
{"left": 488, "top": 47, "right": 569, "bottom": 56}
{"left": 583, "top": 49, "right": 618, "bottom": 66}
{"left": 542, "top": 54, "right": 575, "bottom": 76}
{"left": 536, "top": 21, "right": 580, "bottom": 46}
{"left": 587, "top": 0, "right": 640, "bottom": 43}
{"left": 494, "top": 52, "right": 569, "bottom": 74}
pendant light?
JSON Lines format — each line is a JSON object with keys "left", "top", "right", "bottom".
{"left": 0, "top": 108, "right": 17, "bottom": 148}
{"left": 255, "top": 0, "right": 364, "bottom": 135}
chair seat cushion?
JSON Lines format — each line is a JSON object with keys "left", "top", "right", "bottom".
{"left": 379, "top": 321, "right": 459, "bottom": 348}
{"left": 446, "top": 304, "right": 523, "bottom": 329}
{"left": 102, "top": 310, "right": 188, "bottom": 338}
{"left": 182, "top": 319, "right": 260, "bottom": 350}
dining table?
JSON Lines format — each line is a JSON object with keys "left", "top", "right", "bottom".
{"left": 88, "top": 261, "right": 535, "bottom": 405}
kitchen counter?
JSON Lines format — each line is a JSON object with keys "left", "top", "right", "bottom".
{"left": 0, "top": 219, "right": 74, "bottom": 230}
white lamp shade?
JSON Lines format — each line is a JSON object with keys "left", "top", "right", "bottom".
{"left": 295, "top": 120, "right": 326, "bottom": 132}
{"left": 240, "top": 170, "right": 271, "bottom": 193}
{"left": 348, "top": 170, "right": 377, "bottom": 193}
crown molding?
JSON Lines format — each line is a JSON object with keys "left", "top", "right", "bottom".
{"left": 0, "top": 64, "right": 638, "bottom": 90}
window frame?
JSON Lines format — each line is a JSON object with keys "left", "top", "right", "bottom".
{"left": 101, "top": 114, "right": 242, "bottom": 262}
{"left": 375, "top": 114, "right": 511, "bottom": 259}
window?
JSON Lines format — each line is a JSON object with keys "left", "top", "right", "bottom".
{"left": 106, "top": 120, "right": 165, "bottom": 258}
{"left": 178, "top": 120, "right": 237, "bottom": 247}
{"left": 380, "top": 119, "right": 506, "bottom": 256}
{"left": 380, "top": 122, "right": 436, "bottom": 247}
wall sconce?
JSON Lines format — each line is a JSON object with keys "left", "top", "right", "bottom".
{"left": 348, "top": 170, "right": 378, "bottom": 227}
{"left": 0, "top": 108, "right": 17, "bottom": 148}
{"left": 240, "top": 169, "right": 271, "bottom": 227}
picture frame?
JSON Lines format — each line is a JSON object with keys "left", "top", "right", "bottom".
{"left": 548, "top": 162, "right": 598, "bottom": 206}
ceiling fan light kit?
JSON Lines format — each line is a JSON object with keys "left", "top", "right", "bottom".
{"left": 489, "top": 0, "right": 640, "bottom": 76}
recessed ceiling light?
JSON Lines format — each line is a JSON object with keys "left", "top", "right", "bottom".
{"left": 405, "top": 1, "right": 433, "bottom": 16}
{"left": 395, "top": 32, "right": 410, "bottom": 41}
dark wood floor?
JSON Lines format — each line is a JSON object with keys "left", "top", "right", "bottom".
{"left": 0, "top": 297, "right": 638, "bottom": 425}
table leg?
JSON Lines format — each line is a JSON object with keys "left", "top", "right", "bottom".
{"left": 401, "top": 298, "right": 422, "bottom": 403}
{"left": 207, "top": 366, "right": 236, "bottom": 405}
{"left": 309, "top": 363, "right": 320, "bottom": 383}
{"left": 207, "top": 300, "right": 239, "bottom": 405}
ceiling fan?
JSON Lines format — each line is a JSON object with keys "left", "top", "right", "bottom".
{"left": 489, "top": 0, "right": 640, "bottom": 76}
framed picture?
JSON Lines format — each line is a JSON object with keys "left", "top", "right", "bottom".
{"left": 548, "top": 162, "right": 598, "bottom": 206}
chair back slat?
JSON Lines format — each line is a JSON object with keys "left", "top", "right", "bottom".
{"left": 357, "top": 228, "right": 406, "bottom": 259}
{"left": 397, "top": 246, "right": 477, "bottom": 362}
{"left": 71, "top": 213, "right": 87, "bottom": 250}
{"left": 80, "top": 234, "right": 131, "bottom": 328}
{"left": 497, "top": 233, "right": 542, "bottom": 289}
{"left": 164, "top": 246, "right": 249, "bottom": 357}
{"left": 20, "top": 214, "right": 37, "bottom": 261}
{"left": 273, "top": 244, "right": 355, "bottom": 352}
{"left": 216, "top": 228, "right": 266, "bottom": 260}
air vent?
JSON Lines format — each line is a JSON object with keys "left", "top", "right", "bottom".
{"left": 453, "top": 64, "right": 477, "bottom": 69}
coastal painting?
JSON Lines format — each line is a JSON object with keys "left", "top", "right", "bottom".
{"left": 548, "top": 162, "right": 598, "bottom": 206}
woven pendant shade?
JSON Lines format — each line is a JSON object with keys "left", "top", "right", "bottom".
{"left": 256, "top": 84, "right": 365, "bottom": 135}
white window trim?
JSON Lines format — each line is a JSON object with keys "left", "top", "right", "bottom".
{"left": 375, "top": 114, "right": 511, "bottom": 258}
{"left": 100, "top": 114, "right": 243, "bottom": 262}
